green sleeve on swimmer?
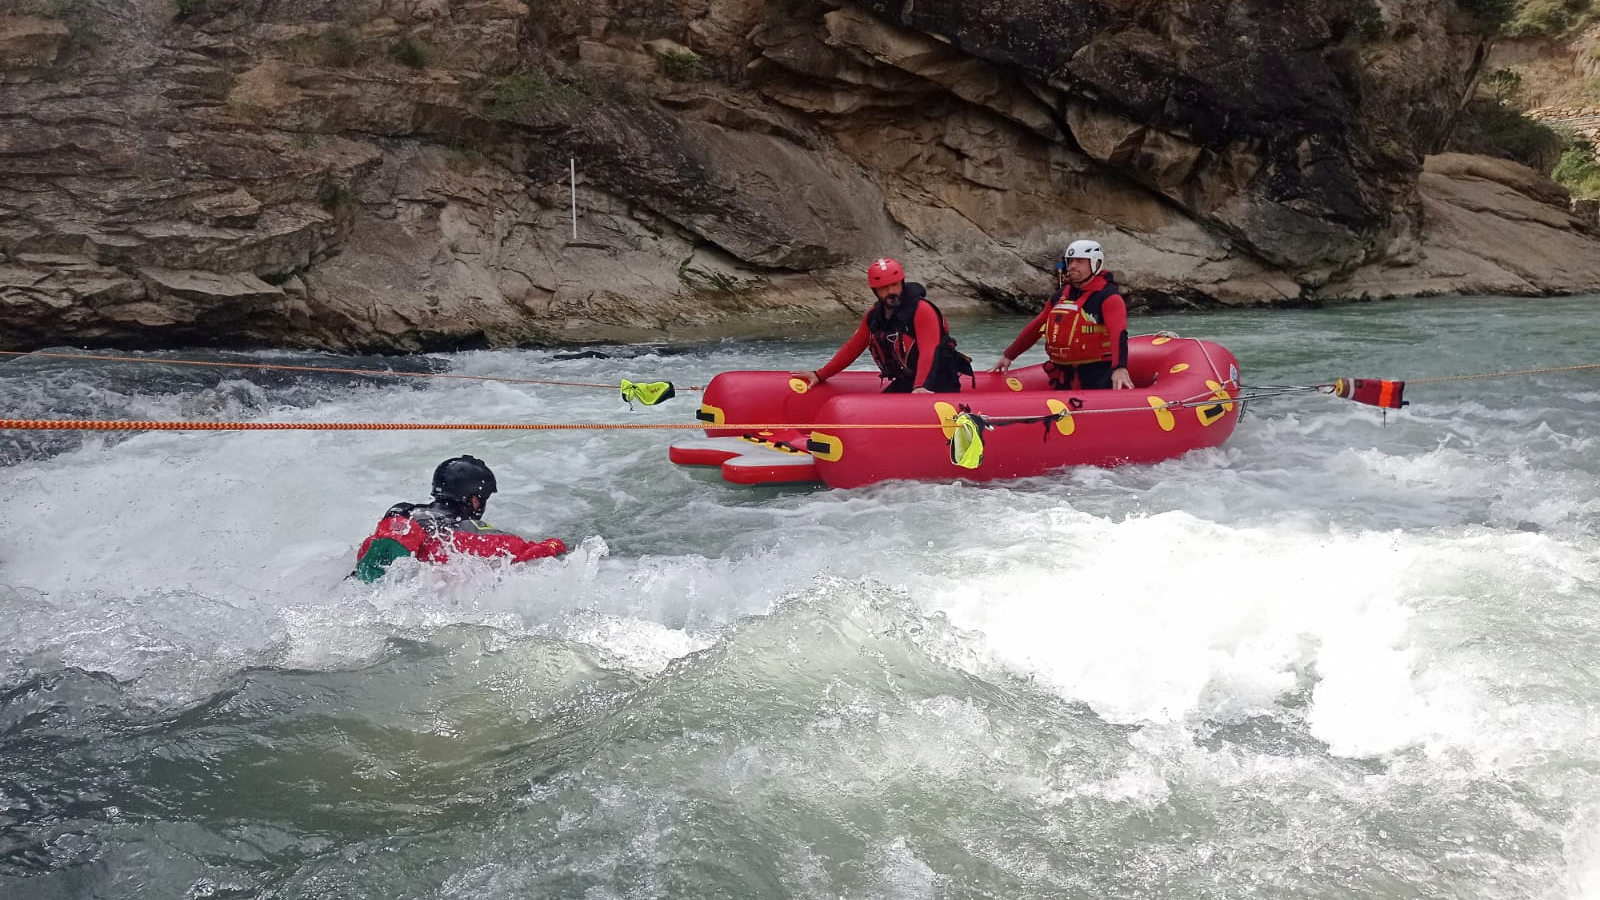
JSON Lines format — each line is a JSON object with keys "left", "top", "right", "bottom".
{"left": 353, "top": 537, "right": 413, "bottom": 583}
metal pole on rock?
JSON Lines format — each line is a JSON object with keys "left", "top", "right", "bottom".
{"left": 570, "top": 158, "right": 577, "bottom": 241}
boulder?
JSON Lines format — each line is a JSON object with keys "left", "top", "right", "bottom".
{"left": 1330, "top": 154, "right": 1600, "bottom": 298}
{"left": 188, "top": 189, "right": 264, "bottom": 229}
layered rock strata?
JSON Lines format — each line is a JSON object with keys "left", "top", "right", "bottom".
{"left": 2, "top": 0, "right": 1596, "bottom": 351}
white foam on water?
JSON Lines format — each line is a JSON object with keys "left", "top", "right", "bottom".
{"left": 2, "top": 325, "right": 1598, "bottom": 897}
{"left": 860, "top": 837, "right": 937, "bottom": 900}
{"left": 927, "top": 510, "right": 1406, "bottom": 731}
{"left": 923, "top": 505, "right": 1600, "bottom": 772}
{"left": 3, "top": 352, "right": 1595, "bottom": 775}
{"left": 1567, "top": 807, "right": 1600, "bottom": 900}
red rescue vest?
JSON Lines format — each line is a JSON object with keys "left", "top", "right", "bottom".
{"left": 1044, "top": 277, "right": 1119, "bottom": 366}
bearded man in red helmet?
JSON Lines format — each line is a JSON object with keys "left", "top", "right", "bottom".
{"left": 792, "top": 257, "right": 973, "bottom": 394}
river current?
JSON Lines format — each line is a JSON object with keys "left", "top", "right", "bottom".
{"left": 1, "top": 295, "right": 1598, "bottom": 899}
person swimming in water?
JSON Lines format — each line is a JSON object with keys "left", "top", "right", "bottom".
{"left": 350, "top": 455, "right": 566, "bottom": 582}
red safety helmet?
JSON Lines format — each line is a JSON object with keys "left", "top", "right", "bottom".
{"left": 866, "top": 257, "right": 904, "bottom": 289}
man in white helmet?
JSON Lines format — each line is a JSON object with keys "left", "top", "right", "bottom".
{"left": 990, "top": 239, "right": 1133, "bottom": 390}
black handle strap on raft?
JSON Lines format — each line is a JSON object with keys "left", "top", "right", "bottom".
{"left": 962, "top": 399, "right": 1080, "bottom": 442}
{"left": 740, "top": 432, "right": 807, "bottom": 454}
{"left": 947, "top": 401, "right": 1077, "bottom": 469}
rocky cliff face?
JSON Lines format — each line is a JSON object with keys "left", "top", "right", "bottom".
{"left": 1495, "top": 19, "right": 1600, "bottom": 150}
{"left": 1, "top": 0, "right": 1596, "bottom": 352}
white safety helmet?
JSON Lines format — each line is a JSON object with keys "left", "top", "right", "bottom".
{"left": 1063, "top": 239, "right": 1105, "bottom": 276}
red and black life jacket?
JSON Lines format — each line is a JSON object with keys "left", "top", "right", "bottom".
{"left": 864, "top": 282, "right": 970, "bottom": 384}
{"left": 1044, "top": 272, "right": 1122, "bottom": 366}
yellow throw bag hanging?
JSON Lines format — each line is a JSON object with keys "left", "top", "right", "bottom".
{"left": 619, "top": 380, "right": 677, "bottom": 408}
{"left": 949, "top": 411, "right": 989, "bottom": 469}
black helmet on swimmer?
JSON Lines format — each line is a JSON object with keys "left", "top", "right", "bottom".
{"left": 432, "top": 455, "right": 497, "bottom": 507}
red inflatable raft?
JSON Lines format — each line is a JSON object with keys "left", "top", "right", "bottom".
{"left": 669, "top": 334, "right": 1242, "bottom": 489}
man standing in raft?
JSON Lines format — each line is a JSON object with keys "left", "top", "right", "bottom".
{"left": 991, "top": 240, "right": 1134, "bottom": 390}
{"left": 351, "top": 455, "right": 567, "bottom": 582}
{"left": 793, "top": 257, "right": 972, "bottom": 393}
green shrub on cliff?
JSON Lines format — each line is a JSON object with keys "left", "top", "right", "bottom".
{"left": 487, "top": 71, "right": 587, "bottom": 119}
{"left": 318, "top": 27, "right": 360, "bottom": 67}
{"left": 488, "top": 73, "right": 540, "bottom": 119}
{"left": 390, "top": 35, "right": 430, "bottom": 69}
{"left": 1348, "top": 0, "right": 1386, "bottom": 41}
{"left": 1449, "top": 98, "right": 1566, "bottom": 172}
{"left": 280, "top": 27, "right": 366, "bottom": 68}
{"left": 318, "top": 183, "right": 358, "bottom": 224}
{"left": 1483, "top": 68, "right": 1525, "bottom": 104}
{"left": 1552, "top": 141, "right": 1600, "bottom": 197}
{"left": 1458, "top": 0, "right": 1518, "bottom": 29}
{"left": 1504, "top": 0, "right": 1593, "bottom": 35}
{"left": 657, "top": 48, "right": 704, "bottom": 81}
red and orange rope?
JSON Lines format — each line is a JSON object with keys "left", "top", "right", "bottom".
{"left": 0, "top": 350, "right": 705, "bottom": 392}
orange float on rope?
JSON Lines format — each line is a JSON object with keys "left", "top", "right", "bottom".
{"left": 1330, "top": 377, "right": 1407, "bottom": 410}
